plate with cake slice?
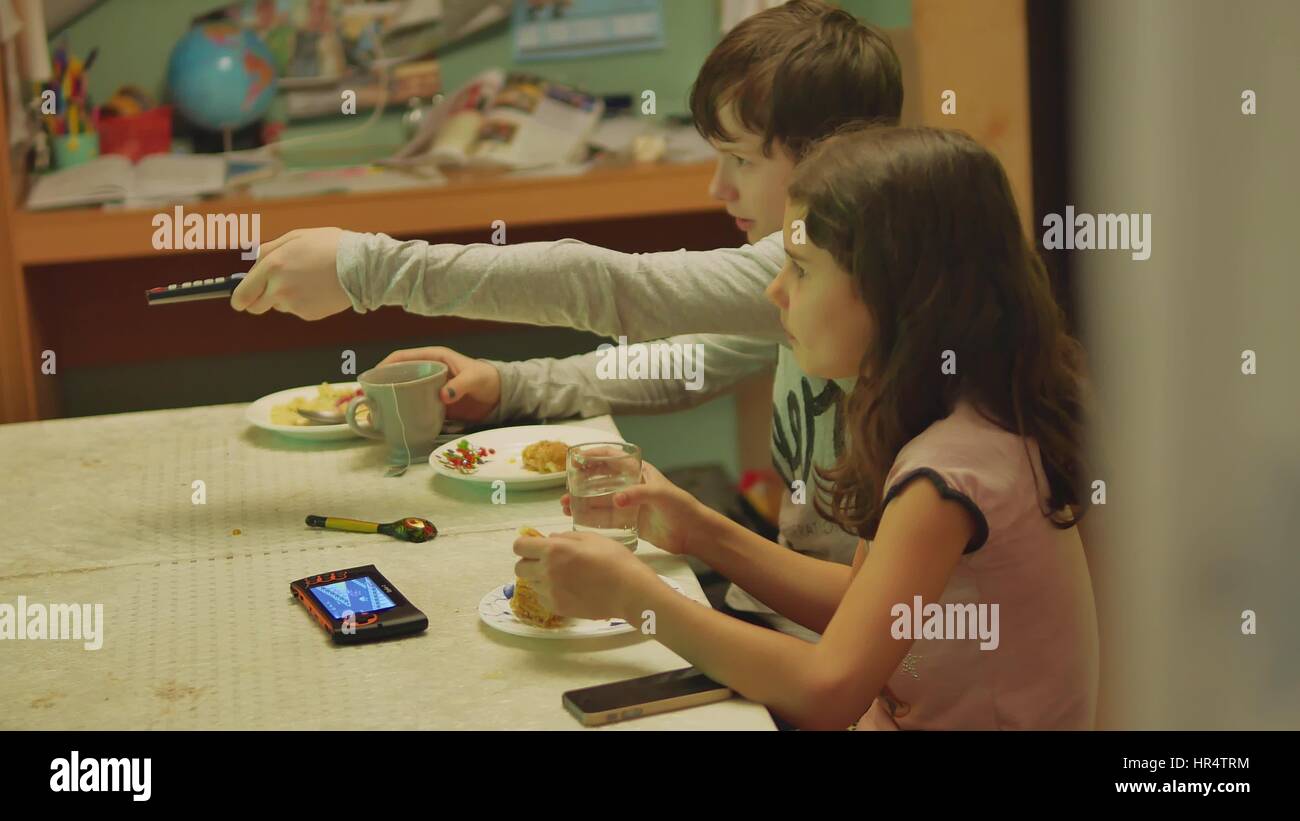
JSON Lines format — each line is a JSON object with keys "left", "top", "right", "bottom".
{"left": 429, "top": 424, "right": 626, "bottom": 488}
{"left": 477, "top": 573, "right": 686, "bottom": 639}
{"left": 480, "top": 525, "right": 689, "bottom": 639}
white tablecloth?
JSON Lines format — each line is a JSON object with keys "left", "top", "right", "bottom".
{"left": 0, "top": 404, "right": 774, "bottom": 730}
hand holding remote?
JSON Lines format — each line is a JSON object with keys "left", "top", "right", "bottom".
{"left": 229, "top": 227, "right": 349, "bottom": 320}
{"left": 146, "top": 273, "right": 247, "bottom": 305}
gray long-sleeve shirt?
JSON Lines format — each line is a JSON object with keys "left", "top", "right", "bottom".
{"left": 337, "top": 230, "right": 860, "bottom": 627}
{"left": 338, "top": 232, "right": 788, "bottom": 343}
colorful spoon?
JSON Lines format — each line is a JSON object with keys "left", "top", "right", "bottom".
{"left": 305, "top": 515, "right": 437, "bottom": 543}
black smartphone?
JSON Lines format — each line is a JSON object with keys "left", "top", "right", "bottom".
{"left": 290, "top": 564, "right": 428, "bottom": 644}
{"left": 562, "top": 667, "right": 732, "bottom": 726}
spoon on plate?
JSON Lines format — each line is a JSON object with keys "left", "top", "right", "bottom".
{"left": 296, "top": 408, "right": 345, "bottom": 425}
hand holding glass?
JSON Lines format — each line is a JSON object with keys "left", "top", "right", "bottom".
{"left": 566, "top": 442, "right": 642, "bottom": 550}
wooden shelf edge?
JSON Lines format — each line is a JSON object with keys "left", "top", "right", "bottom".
{"left": 15, "top": 160, "right": 720, "bottom": 267}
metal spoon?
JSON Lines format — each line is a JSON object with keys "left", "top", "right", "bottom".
{"left": 296, "top": 408, "right": 346, "bottom": 425}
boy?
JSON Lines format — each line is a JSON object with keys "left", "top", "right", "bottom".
{"left": 232, "top": 0, "right": 903, "bottom": 638}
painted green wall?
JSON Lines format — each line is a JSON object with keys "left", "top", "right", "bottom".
{"left": 54, "top": 0, "right": 910, "bottom": 160}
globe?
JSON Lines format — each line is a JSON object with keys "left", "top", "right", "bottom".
{"left": 166, "top": 23, "right": 278, "bottom": 132}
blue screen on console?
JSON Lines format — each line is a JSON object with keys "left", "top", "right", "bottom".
{"left": 309, "top": 577, "right": 397, "bottom": 620}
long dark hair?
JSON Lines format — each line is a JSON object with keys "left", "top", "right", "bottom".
{"left": 790, "top": 125, "right": 1091, "bottom": 538}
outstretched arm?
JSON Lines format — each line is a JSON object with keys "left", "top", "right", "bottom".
{"left": 337, "top": 231, "right": 786, "bottom": 342}
{"left": 230, "top": 227, "right": 786, "bottom": 343}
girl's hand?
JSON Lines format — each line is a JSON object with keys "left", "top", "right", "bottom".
{"left": 561, "top": 462, "right": 714, "bottom": 556}
{"left": 231, "top": 228, "right": 348, "bottom": 320}
{"left": 377, "top": 346, "right": 501, "bottom": 423}
{"left": 512, "top": 530, "right": 657, "bottom": 620}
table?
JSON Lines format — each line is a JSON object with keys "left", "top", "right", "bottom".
{"left": 0, "top": 404, "right": 775, "bottom": 730}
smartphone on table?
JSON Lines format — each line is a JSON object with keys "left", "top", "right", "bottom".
{"left": 562, "top": 667, "right": 732, "bottom": 726}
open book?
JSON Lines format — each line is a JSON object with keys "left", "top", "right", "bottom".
{"left": 25, "top": 154, "right": 228, "bottom": 211}
{"left": 389, "top": 69, "right": 604, "bottom": 170}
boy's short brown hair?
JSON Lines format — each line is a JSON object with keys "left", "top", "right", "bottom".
{"left": 690, "top": 0, "right": 903, "bottom": 161}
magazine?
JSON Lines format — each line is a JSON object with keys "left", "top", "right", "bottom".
{"left": 389, "top": 69, "right": 604, "bottom": 169}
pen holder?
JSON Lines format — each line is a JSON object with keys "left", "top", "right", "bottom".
{"left": 52, "top": 132, "right": 99, "bottom": 169}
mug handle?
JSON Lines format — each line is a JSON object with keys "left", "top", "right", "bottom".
{"left": 345, "top": 395, "right": 383, "bottom": 440}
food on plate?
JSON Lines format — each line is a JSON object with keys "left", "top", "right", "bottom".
{"left": 520, "top": 440, "right": 569, "bottom": 474}
{"left": 435, "top": 439, "right": 495, "bottom": 474}
{"left": 269, "top": 383, "right": 363, "bottom": 426}
{"left": 509, "top": 526, "right": 564, "bottom": 627}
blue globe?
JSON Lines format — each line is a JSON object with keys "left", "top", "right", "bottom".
{"left": 167, "top": 23, "right": 278, "bottom": 132}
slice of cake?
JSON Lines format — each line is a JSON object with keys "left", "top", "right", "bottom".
{"left": 521, "top": 440, "right": 569, "bottom": 474}
{"left": 510, "top": 526, "right": 565, "bottom": 627}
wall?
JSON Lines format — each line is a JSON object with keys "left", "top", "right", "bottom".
{"left": 1073, "top": 0, "right": 1300, "bottom": 729}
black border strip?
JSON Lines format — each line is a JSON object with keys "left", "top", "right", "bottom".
{"left": 882, "top": 467, "right": 990, "bottom": 554}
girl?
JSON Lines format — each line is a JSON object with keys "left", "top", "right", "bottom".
{"left": 514, "top": 125, "right": 1098, "bottom": 730}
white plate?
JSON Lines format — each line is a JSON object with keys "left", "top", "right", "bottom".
{"left": 429, "top": 424, "right": 626, "bottom": 488}
{"left": 245, "top": 382, "right": 364, "bottom": 441}
{"left": 478, "top": 574, "right": 686, "bottom": 639}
